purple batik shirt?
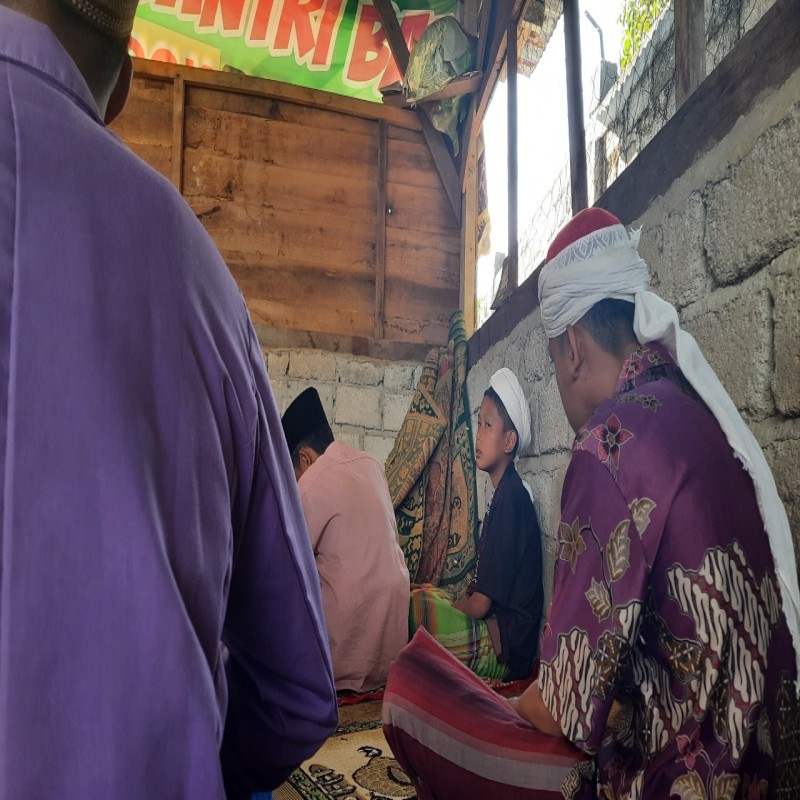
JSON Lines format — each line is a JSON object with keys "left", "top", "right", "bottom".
{"left": 539, "top": 342, "right": 797, "bottom": 798}
{"left": 0, "top": 8, "right": 336, "bottom": 798}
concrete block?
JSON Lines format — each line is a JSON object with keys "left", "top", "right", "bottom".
{"left": 772, "top": 247, "right": 800, "bottom": 417}
{"left": 335, "top": 384, "right": 382, "bottom": 429}
{"left": 517, "top": 315, "right": 551, "bottom": 385}
{"left": 383, "top": 390, "right": 415, "bottom": 432}
{"left": 681, "top": 281, "right": 773, "bottom": 421}
{"left": 287, "top": 349, "right": 336, "bottom": 382}
{"left": 466, "top": 362, "right": 490, "bottom": 416}
{"left": 534, "top": 377, "right": 573, "bottom": 455}
{"left": 383, "top": 362, "right": 416, "bottom": 392}
{"left": 267, "top": 378, "right": 288, "bottom": 415}
{"left": 266, "top": 350, "right": 289, "bottom": 379}
{"left": 764, "top": 435, "right": 800, "bottom": 564}
{"left": 645, "top": 193, "right": 710, "bottom": 310}
{"left": 334, "top": 425, "right": 364, "bottom": 451}
{"left": 705, "top": 102, "right": 800, "bottom": 285}
{"left": 364, "top": 434, "right": 397, "bottom": 467}
{"left": 336, "top": 356, "right": 384, "bottom": 386}
{"left": 518, "top": 455, "right": 570, "bottom": 610}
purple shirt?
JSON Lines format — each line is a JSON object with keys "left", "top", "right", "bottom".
{"left": 0, "top": 8, "right": 336, "bottom": 798}
{"left": 539, "top": 342, "right": 797, "bottom": 797}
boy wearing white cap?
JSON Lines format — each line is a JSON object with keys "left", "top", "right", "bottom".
{"left": 408, "top": 367, "right": 544, "bottom": 682}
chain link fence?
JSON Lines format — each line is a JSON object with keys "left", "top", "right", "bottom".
{"left": 513, "top": 0, "right": 776, "bottom": 287}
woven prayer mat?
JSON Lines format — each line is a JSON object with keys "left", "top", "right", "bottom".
{"left": 273, "top": 700, "right": 416, "bottom": 800}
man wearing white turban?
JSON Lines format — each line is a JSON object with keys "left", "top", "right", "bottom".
{"left": 510, "top": 207, "right": 800, "bottom": 797}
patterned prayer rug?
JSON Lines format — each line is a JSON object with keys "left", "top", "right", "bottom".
{"left": 384, "top": 311, "right": 479, "bottom": 594}
{"left": 273, "top": 701, "right": 416, "bottom": 800}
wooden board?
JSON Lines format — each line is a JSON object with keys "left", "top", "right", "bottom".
{"left": 113, "top": 61, "right": 462, "bottom": 348}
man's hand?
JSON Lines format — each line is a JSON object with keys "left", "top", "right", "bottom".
{"left": 509, "top": 681, "right": 562, "bottom": 737}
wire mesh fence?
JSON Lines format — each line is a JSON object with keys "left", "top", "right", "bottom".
{"left": 481, "top": 0, "right": 777, "bottom": 324}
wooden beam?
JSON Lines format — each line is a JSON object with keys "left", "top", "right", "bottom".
{"left": 171, "top": 74, "right": 185, "bottom": 192}
{"left": 382, "top": 72, "right": 483, "bottom": 106}
{"left": 506, "top": 17, "right": 519, "bottom": 291}
{"left": 563, "top": 0, "right": 588, "bottom": 214}
{"left": 459, "top": 0, "right": 493, "bottom": 189}
{"left": 675, "top": 0, "right": 706, "bottom": 107}
{"left": 253, "top": 323, "right": 436, "bottom": 361}
{"left": 373, "top": 0, "right": 461, "bottom": 223}
{"left": 418, "top": 111, "right": 461, "bottom": 223}
{"left": 463, "top": 0, "right": 479, "bottom": 38}
{"left": 374, "top": 120, "right": 388, "bottom": 339}
{"left": 460, "top": 138, "right": 478, "bottom": 334}
{"left": 470, "top": 0, "right": 525, "bottom": 150}
{"left": 373, "top": 0, "right": 410, "bottom": 75}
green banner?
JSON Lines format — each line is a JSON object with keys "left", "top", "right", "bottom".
{"left": 131, "top": 0, "right": 455, "bottom": 103}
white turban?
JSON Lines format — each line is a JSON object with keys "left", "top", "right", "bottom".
{"left": 539, "top": 221, "right": 800, "bottom": 692}
{"left": 489, "top": 367, "right": 531, "bottom": 453}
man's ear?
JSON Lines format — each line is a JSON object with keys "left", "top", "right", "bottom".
{"left": 104, "top": 53, "right": 132, "bottom": 125}
{"left": 564, "top": 325, "right": 586, "bottom": 380}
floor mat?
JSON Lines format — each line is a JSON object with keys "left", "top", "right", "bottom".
{"left": 273, "top": 701, "right": 416, "bottom": 800}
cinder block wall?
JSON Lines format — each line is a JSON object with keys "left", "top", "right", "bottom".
{"left": 264, "top": 348, "right": 422, "bottom": 465}
{"left": 468, "top": 72, "right": 800, "bottom": 609}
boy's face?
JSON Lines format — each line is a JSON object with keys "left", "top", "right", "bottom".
{"left": 475, "top": 395, "right": 516, "bottom": 473}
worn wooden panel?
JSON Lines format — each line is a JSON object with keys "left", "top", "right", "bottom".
{"left": 191, "top": 199, "right": 376, "bottom": 280}
{"left": 123, "top": 141, "right": 172, "bottom": 181}
{"left": 228, "top": 260, "right": 376, "bottom": 337}
{"left": 112, "top": 76, "right": 173, "bottom": 180}
{"left": 385, "top": 228, "right": 461, "bottom": 286}
{"left": 114, "top": 61, "right": 464, "bottom": 349}
{"left": 182, "top": 150, "right": 375, "bottom": 219}
{"left": 384, "top": 227, "right": 460, "bottom": 343}
{"left": 184, "top": 106, "right": 377, "bottom": 182}
{"left": 113, "top": 76, "right": 173, "bottom": 144}
{"left": 388, "top": 128, "right": 442, "bottom": 190}
{"left": 387, "top": 182, "right": 460, "bottom": 235}
{"left": 188, "top": 86, "right": 377, "bottom": 138}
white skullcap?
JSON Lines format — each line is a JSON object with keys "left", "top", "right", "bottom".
{"left": 489, "top": 368, "right": 531, "bottom": 454}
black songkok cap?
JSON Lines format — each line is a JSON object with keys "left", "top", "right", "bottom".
{"left": 281, "top": 387, "right": 327, "bottom": 454}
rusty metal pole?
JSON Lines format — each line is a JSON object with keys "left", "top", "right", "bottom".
{"left": 564, "top": 0, "right": 588, "bottom": 214}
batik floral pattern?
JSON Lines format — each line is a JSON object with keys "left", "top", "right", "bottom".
{"left": 591, "top": 414, "right": 634, "bottom": 478}
{"left": 538, "top": 342, "right": 799, "bottom": 800}
{"left": 559, "top": 517, "right": 588, "bottom": 574}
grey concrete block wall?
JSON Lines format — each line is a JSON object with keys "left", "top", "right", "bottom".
{"left": 681, "top": 278, "right": 774, "bottom": 422}
{"left": 772, "top": 246, "right": 800, "bottom": 417}
{"left": 468, "top": 66, "right": 800, "bottom": 612}
{"left": 705, "top": 100, "right": 800, "bottom": 285}
{"left": 262, "top": 347, "right": 422, "bottom": 466}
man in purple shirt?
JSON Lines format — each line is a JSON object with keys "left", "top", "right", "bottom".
{"left": 382, "top": 208, "right": 800, "bottom": 799}
{"left": 0, "top": 2, "right": 337, "bottom": 798}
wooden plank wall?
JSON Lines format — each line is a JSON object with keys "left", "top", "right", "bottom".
{"left": 112, "top": 60, "right": 461, "bottom": 349}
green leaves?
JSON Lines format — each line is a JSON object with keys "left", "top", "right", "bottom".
{"left": 618, "top": 0, "right": 670, "bottom": 70}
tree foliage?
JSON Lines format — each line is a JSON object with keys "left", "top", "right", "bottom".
{"left": 619, "top": 0, "right": 670, "bottom": 70}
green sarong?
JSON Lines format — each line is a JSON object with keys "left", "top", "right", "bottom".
{"left": 409, "top": 584, "right": 507, "bottom": 680}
